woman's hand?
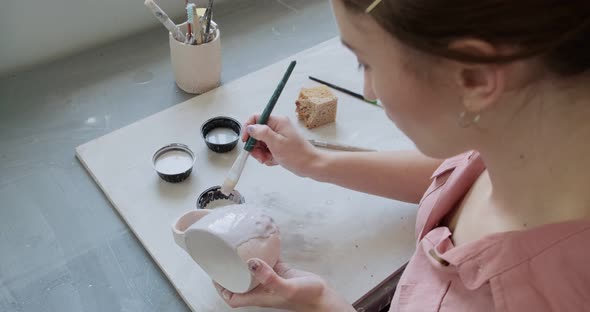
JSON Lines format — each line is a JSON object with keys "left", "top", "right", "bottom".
{"left": 241, "top": 114, "right": 321, "bottom": 177}
{"left": 214, "top": 258, "right": 354, "bottom": 312}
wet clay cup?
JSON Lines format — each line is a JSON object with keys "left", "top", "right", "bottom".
{"left": 172, "top": 205, "right": 281, "bottom": 293}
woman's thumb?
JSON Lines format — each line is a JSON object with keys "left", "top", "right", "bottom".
{"left": 246, "top": 125, "right": 282, "bottom": 146}
{"left": 247, "top": 258, "right": 288, "bottom": 292}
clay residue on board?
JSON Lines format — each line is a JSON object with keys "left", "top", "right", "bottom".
{"left": 280, "top": 209, "right": 333, "bottom": 263}
{"left": 249, "top": 191, "right": 336, "bottom": 263}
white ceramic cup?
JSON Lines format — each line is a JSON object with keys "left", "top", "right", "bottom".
{"left": 169, "top": 22, "right": 221, "bottom": 94}
{"left": 172, "top": 205, "right": 281, "bottom": 293}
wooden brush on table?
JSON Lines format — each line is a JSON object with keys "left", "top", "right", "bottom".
{"left": 309, "top": 76, "right": 382, "bottom": 108}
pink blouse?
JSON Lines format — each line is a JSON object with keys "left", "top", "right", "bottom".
{"left": 389, "top": 151, "right": 590, "bottom": 312}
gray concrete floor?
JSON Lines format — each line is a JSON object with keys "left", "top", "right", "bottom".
{"left": 0, "top": 1, "right": 338, "bottom": 311}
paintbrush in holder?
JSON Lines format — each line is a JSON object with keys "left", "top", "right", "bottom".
{"left": 184, "top": 0, "right": 215, "bottom": 45}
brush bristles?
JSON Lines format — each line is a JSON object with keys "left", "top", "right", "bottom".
{"left": 187, "top": 3, "right": 196, "bottom": 23}
{"left": 220, "top": 179, "right": 236, "bottom": 196}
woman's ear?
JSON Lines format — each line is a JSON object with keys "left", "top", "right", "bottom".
{"left": 449, "top": 39, "right": 506, "bottom": 113}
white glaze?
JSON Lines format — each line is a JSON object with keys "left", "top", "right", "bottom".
{"left": 206, "top": 199, "right": 237, "bottom": 209}
{"left": 195, "top": 205, "right": 278, "bottom": 247}
{"left": 155, "top": 150, "right": 193, "bottom": 174}
{"left": 205, "top": 128, "right": 238, "bottom": 145}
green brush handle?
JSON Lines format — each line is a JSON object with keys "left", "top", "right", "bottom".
{"left": 244, "top": 60, "right": 297, "bottom": 152}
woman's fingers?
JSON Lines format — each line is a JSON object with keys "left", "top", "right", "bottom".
{"left": 250, "top": 149, "right": 269, "bottom": 163}
{"left": 213, "top": 274, "right": 283, "bottom": 308}
{"left": 224, "top": 259, "right": 292, "bottom": 307}
{"left": 213, "top": 282, "right": 235, "bottom": 304}
{"left": 248, "top": 259, "right": 290, "bottom": 293}
{"left": 212, "top": 258, "right": 337, "bottom": 311}
{"left": 246, "top": 125, "right": 284, "bottom": 148}
{"left": 241, "top": 114, "right": 290, "bottom": 142}
{"left": 220, "top": 285, "right": 232, "bottom": 301}
{"left": 242, "top": 114, "right": 262, "bottom": 142}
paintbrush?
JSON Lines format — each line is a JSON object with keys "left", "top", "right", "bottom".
{"left": 221, "top": 61, "right": 297, "bottom": 195}
{"left": 308, "top": 76, "right": 382, "bottom": 108}
{"left": 308, "top": 139, "right": 376, "bottom": 152}
{"left": 204, "top": 0, "right": 214, "bottom": 42}
{"left": 144, "top": 0, "right": 186, "bottom": 42}
{"left": 186, "top": 3, "right": 198, "bottom": 44}
{"left": 192, "top": 5, "right": 203, "bottom": 44}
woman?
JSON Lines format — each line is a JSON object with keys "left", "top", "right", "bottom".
{"left": 214, "top": 0, "right": 590, "bottom": 310}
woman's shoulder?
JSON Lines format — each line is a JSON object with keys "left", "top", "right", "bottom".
{"left": 486, "top": 220, "right": 590, "bottom": 311}
{"left": 430, "top": 151, "right": 481, "bottom": 178}
{"left": 415, "top": 151, "right": 485, "bottom": 240}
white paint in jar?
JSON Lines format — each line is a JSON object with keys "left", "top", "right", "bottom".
{"left": 205, "top": 127, "right": 238, "bottom": 145}
{"left": 155, "top": 150, "right": 193, "bottom": 175}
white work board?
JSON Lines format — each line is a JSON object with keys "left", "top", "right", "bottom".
{"left": 76, "top": 38, "right": 418, "bottom": 312}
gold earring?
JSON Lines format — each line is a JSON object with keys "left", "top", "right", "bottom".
{"left": 366, "top": 0, "right": 383, "bottom": 13}
{"left": 458, "top": 111, "right": 481, "bottom": 128}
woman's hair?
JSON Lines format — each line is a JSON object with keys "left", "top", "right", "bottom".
{"left": 342, "top": 0, "right": 590, "bottom": 76}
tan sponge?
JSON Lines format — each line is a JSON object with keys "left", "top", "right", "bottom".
{"left": 295, "top": 85, "right": 338, "bottom": 129}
